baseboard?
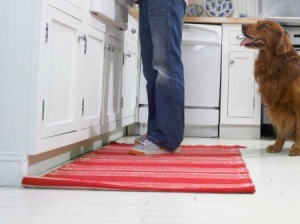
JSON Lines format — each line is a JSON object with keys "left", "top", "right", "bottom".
{"left": 0, "top": 150, "right": 28, "bottom": 186}
{"left": 136, "top": 123, "right": 219, "bottom": 138}
{"left": 0, "top": 127, "right": 127, "bottom": 187}
{"left": 219, "top": 124, "right": 261, "bottom": 139}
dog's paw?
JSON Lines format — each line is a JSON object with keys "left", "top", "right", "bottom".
{"left": 289, "top": 145, "right": 300, "bottom": 156}
{"left": 266, "top": 144, "right": 283, "bottom": 153}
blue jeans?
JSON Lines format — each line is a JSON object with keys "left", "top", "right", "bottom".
{"left": 139, "top": 0, "right": 186, "bottom": 151}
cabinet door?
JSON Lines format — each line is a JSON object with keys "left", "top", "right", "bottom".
{"left": 122, "top": 41, "right": 138, "bottom": 119}
{"left": 80, "top": 25, "right": 105, "bottom": 130}
{"left": 227, "top": 51, "right": 256, "bottom": 118}
{"left": 65, "top": 0, "right": 85, "bottom": 9}
{"left": 102, "top": 35, "right": 123, "bottom": 124}
{"left": 41, "top": 6, "right": 81, "bottom": 138}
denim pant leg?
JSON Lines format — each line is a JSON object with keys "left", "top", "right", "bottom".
{"left": 139, "top": 0, "right": 186, "bottom": 151}
{"left": 139, "top": 1, "right": 157, "bottom": 137}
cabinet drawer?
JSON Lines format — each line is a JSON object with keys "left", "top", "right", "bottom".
{"left": 229, "top": 30, "right": 245, "bottom": 45}
{"left": 126, "top": 16, "right": 139, "bottom": 41}
{"left": 48, "top": 0, "right": 84, "bottom": 20}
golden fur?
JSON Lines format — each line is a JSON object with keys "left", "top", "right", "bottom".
{"left": 241, "top": 20, "right": 300, "bottom": 156}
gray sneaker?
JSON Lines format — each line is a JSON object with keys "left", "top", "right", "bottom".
{"left": 130, "top": 140, "right": 181, "bottom": 155}
{"left": 134, "top": 134, "right": 148, "bottom": 145}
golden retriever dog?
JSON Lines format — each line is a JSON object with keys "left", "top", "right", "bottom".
{"left": 240, "top": 20, "right": 300, "bottom": 156}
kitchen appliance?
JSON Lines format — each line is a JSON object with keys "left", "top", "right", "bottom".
{"left": 89, "top": 0, "right": 133, "bottom": 30}
{"left": 258, "top": 0, "right": 300, "bottom": 26}
{"left": 261, "top": 25, "right": 300, "bottom": 137}
{"left": 138, "top": 24, "right": 222, "bottom": 137}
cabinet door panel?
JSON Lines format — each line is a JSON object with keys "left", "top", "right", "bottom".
{"left": 228, "top": 51, "right": 256, "bottom": 118}
{"left": 81, "top": 25, "right": 105, "bottom": 129}
{"left": 102, "top": 36, "right": 123, "bottom": 124}
{"left": 41, "top": 6, "right": 81, "bottom": 138}
{"left": 122, "top": 41, "right": 138, "bottom": 119}
{"left": 65, "top": 0, "right": 84, "bottom": 9}
{"left": 183, "top": 44, "right": 221, "bottom": 107}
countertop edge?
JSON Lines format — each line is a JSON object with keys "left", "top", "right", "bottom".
{"left": 129, "top": 9, "right": 262, "bottom": 25}
{"left": 184, "top": 17, "right": 262, "bottom": 25}
{"left": 129, "top": 9, "right": 139, "bottom": 21}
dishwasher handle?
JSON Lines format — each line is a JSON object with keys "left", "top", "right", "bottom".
{"left": 182, "top": 39, "right": 221, "bottom": 46}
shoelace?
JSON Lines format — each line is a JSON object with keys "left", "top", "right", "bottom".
{"left": 141, "top": 139, "right": 151, "bottom": 146}
{"left": 140, "top": 140, "right": 165, "bottom": 151}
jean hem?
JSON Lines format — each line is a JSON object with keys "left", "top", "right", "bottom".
{"left": 147, "top": 136, "right": 181, "bottom": 152}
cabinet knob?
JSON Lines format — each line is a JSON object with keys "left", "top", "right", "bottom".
{"left": 230, "top": 59, "right": 235, "bottom": 65}
{"left": 125, "top": 52, "right": 131, "bottom": 58}
{"left": 131, "top": 28, "right": 137, "bottom": 34}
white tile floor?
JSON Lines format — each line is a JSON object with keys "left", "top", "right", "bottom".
{"left": 1, "top": 136, "right": 300, "bottom": 224}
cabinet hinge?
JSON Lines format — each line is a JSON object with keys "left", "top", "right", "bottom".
{"left": 136, "top": 96, "right": 139, "bottom": 107}
{"left": 82, "top": 98, "right": 85, "bottom": 116}
{"left": 122, "top": 53, "right": 125, "bottom": 66}
{"left": 42, "top": 100, "right": 45, "bottom": 121}
{"left": 45, "top": 22, "right": 49, "bottom": 44}
{"left": 121, "top": 97, "right": 124, "bottom": 108}
{"left": 253, "top": 98, "right": 255, "bottom": 109}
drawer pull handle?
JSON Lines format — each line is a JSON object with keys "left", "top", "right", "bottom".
{"left": 236, "top": 35, "right": 246, "bottom": 39}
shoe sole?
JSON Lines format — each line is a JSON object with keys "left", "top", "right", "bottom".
{"left": 129, "top": 146, "right": 181, "bottom": 156}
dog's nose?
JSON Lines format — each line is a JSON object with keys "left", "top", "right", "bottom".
{"left": 242, "top": 24, "right": 247, "bottom": 32}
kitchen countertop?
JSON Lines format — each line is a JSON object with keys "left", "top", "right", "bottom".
{"left": 184, "top": 16, "right": 262, "bottom": 24}
{"left": 129, "top": 8, "right": 139, "bottom": 20}
{"left": 129, "top": 8, "right": 261, "bottom": 25}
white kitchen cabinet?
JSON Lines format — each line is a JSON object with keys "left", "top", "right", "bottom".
{"left": 220, "top": 24, "right": 261, "bottom": 138}
{"left": 79, "top": 24, "right": 106, "bottom": 132}
{"left": 102, "top": 29, "right": 124, "bottom": 126}
{"left": 122, "top": 15, "right": 139, "bottom": 124}
{"left": 41, "top": 5, "right": 82, "bottom": 139}
{"left": 0, "top": 0, "right": 109, "bottom": 156}
{"left": 0, "top": 0, "right": 133, "bottom": 186}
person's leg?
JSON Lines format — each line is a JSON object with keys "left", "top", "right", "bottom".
{"left": 146, "top": 0, "right": 186, "bottom": 151}
{"left": 139, "top": 0, "right": 157, "bottom": 136}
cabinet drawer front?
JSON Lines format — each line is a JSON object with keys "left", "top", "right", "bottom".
{"left": 48, "top": 0, "right": 83, "bottom": 20}
{"left": 229, "top": 30, "right": 244, "bottom": 45}
{"left": 126, "top": 17, "right": 139, "bottom": 41}
{"left": 65, "top": 0, "right": 85, "bottom": 10}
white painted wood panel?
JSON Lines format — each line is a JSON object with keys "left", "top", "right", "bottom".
{"left": 41, "top": 6, "right": 81, "bottom": 139}
{"left": 228, "top": 51, "right": 256, "bottom": 118}
{"left": 122, "top": 37, "right": 138, "bottom": 120}
{"left": 102, "top": 33, "right": 123, "bottom": 125}
{"left": 80, "top": 25, "right": 105, "bottom": 130}
{"left": 65, "top": 0, "right": 85, "bottom": 10}
{"left": 0, "top": 0, "right": 43, "bottom": 152}
{"left": 192, "top": 0, "right": 258, "bottom": 18}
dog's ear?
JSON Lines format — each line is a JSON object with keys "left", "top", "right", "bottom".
{"left": 276, "top": 31, "right": 291, "bottom": 55}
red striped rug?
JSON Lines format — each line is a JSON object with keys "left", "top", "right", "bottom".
{"left": 22, "top": 142, "right": 255, "bottom": 193}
